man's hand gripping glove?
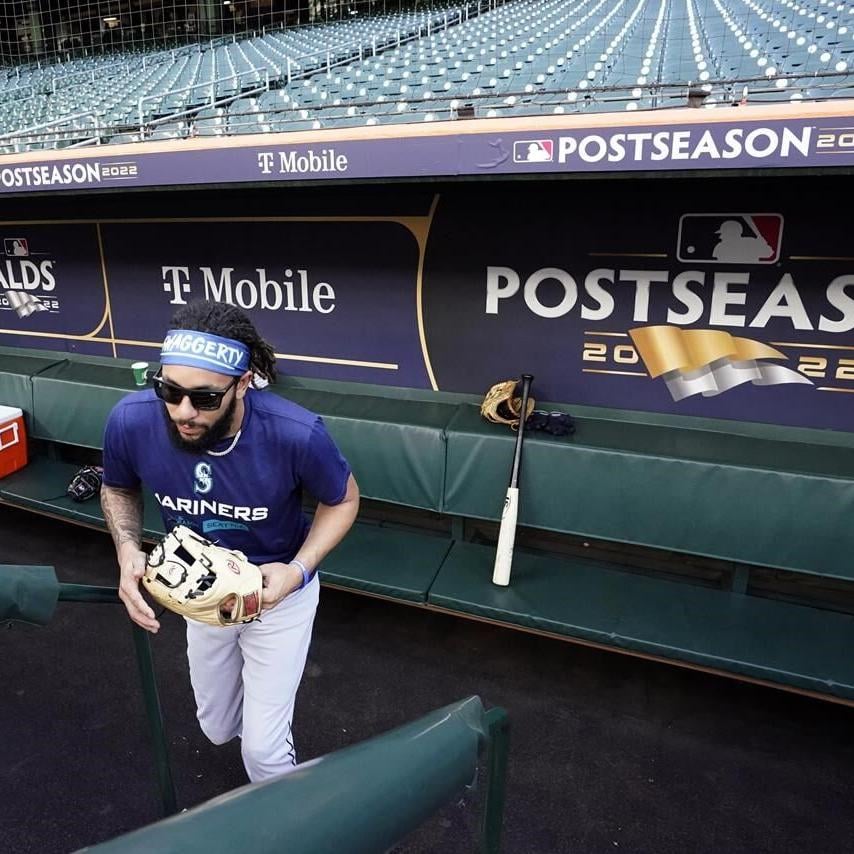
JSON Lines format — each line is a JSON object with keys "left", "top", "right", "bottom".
{"left": 144, "top": 525, "right": 263, "bottom": 626}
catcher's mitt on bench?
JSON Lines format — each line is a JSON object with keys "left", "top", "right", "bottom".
{"left": 481, "top": 379, "right": 575, "bottom": 436}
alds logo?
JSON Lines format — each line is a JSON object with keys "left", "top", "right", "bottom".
{"left": 0, "top": 258, "right": 56, "bottom": 292}
{"left": 0, "top": 237, "right": 59, "bottom": 316}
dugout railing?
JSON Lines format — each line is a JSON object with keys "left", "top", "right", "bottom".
{"left": 78, "top": 694, "right": 508, "bottom": 854}
{"left": 0, "top": 562, "right": 177, "bottom": 817}
{"left": 0, "top": 563, "right": 508, "bottom": 851}
{"left": 1, "top": 345, "right": 854, "bottom": 704}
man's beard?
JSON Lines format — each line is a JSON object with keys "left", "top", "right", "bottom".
{"left": 161, "top": 394, "right": 237, "bottom": 454}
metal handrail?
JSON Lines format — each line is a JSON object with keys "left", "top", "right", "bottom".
{"left": 229, "top": 67, "right": 854, "bottom": 118}
{"left": 0, "top": 82, "right": 44, "bottom": 101}
{"left": 57, "top": 583, "right": 177, "bottom": 818}
{"left": 4, "top": 70, "right": 848, "bottom": 151}
{"left": 482, "top": 706, "right": 510, "bottom": 853}
{"left": 134, "top": 7, "right": 463, "bottom": 134}
{"left": 0, "top": 568, "right": 177, "bottom": 820}
{"left": 0, "top": 2, "right": 479, "bottom": 143}
{"left": 138, "top": 66, "right": 270, "bottom": 132}
{"left": 3, "top": 61, "right": 850, "bottom": 152}
{"left": 147, "top": 80, "right": 270, "bottom": 133}
{"left": 0, "top": 109, "right": 100, "bottom": 148}
{"left": 48, "top": 56, "right": 150, "bottom": 93}
{"left": 275, "top": 2, "right": 478, "bottom": 79}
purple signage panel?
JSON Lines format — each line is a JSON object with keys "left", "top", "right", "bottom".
{"left": 0, "top": 112, "right": 853, "bottom": 195}
{"left": 2, "top": 179, "right": 854, "bottom": 431}
{"left": 101, "top": 219, "right": 431, "bottom": 387}
{"left": 0, "top": 223, "right": 111, "bottom": 354}
{"left": 420, "top": 187, "right": 854, "bottom": 431}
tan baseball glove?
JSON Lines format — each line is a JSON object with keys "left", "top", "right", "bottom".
{"left": 143, "top": 525, "right": 263, "bottom": 627}
{"left": 480, "top": 379, "right": 536, "bottom": 429}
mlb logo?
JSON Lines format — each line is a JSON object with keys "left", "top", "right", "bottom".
{"left": 513, "top": 139, "right": 554, "bottom": 163}
{"left": 4, "top": 238, "right": 28, "bottom": 257}
{"left": 677, "top": 214, "right": 783, "bottom": 264}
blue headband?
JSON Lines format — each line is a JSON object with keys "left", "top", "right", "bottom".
{"left": 160, "top": 329, "right": 250, "bottom": 376}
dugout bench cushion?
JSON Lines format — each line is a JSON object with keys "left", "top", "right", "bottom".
{"left": 0, "top": 350, "right": 65, "bottom": 416}
{"left": 23, "top": 360, "right": 455, "bottom": 514}
{"left": 443, "top": 405, "right": 854, "bottom": 582}
{"left": 0, "top": 456, "right": 165, "bottom": 539}
{"left": 319, "top": 523, "right": 453, "bottom": 602}
{"left": 0, "top": 458, "right": 449, "bottom": 604}
{"left": 6, "top": 349, "right": 854, "bottom": 703}
{"left": 30, "top": 360, "right": 142, "bottom": 448}
{"left": 428, "top": 540, "right": 854, "bottom": 703}
{"left": 277, "top": 386, "right": 456, "bottom": 512}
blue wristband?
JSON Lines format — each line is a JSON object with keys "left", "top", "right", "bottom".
{"left": 292, "top": 558, "right": 312, "bottom": 590}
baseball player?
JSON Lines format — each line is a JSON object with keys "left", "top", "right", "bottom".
{"left": 100, "top": 301, "right": 359, "bottom": 782}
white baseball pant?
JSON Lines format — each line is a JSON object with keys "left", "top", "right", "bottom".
{"left": 185, "top": 575, "right": 320, "bottom": 783}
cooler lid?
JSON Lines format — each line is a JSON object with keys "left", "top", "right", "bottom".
{"left": 0, "top": 405, "right": 23, "bottom": 421}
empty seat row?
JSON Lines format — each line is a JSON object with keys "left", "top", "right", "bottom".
{"left": 2, "top": 0, "right": 854, "bottom": 149}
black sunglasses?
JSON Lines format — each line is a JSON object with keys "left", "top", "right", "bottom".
{"left": 152, "top": 371, "right": 238, "bottom": 411}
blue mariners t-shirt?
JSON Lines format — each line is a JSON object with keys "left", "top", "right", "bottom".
{"left": 102, "top": 388, "right": 351, "bottom": 565}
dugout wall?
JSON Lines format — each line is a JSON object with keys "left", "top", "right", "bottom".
{"left": 0, "top": 172, "right": 853, "bottom": 433}
{"left": 1, "top": 106, "right": 854, "bottom": 702}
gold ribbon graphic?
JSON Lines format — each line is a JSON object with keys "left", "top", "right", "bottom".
{"left": 629, "top": 326, "right": 787, "bottom": 378}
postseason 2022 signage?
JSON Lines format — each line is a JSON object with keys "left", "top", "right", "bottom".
{"left": 0, "top": 107, "right": 853, "bottom": 194}
{"left": 1, "top": 180, "right": 853, "bottom": 432}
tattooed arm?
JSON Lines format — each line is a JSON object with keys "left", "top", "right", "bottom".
{"left": 101, "top": 485, "right": 160, "bottom": 633}
{"left": 102, "top": 484, "right": 143, "bottom": 550}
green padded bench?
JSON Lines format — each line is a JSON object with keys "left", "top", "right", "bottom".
{"left": 0, "top": 456, "right": 451, "bottom": 605}
{"left": 265, "top": 385, "right": 454, "bottom": 512}
{"left": 29, "top": 359, "right": 142, "bottom": 449}
{"left": 429, "top": 542, "right": 854, "bottom": 701}
{"left": 0, "top": 351, "right": 457, "bottom": 604}
{"left": 0, "top": 457, "right": 167, "bottom": 538}
{"left": 0, "top": 349, "right": 64, "bottom": 415}
{"left": 442, "top": 404, "right": 854, "bottom": 579}
{"left": 433, "top": 404, "right": 854, "bottom": 702}
{"left": 321, "top": 524, "right": 452, "bottom": 602}
{"left": 0, "top": 354, "right": 169, "bottom": 538}
{"left": 27, "top": 358, "right": 456, "bottom": 513}
{"left": 5, "top": 347, "right": 854, "bottom": 703}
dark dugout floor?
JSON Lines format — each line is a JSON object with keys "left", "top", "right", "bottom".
{"left": 2, "top": 504, "right": 853, "bottom": 854}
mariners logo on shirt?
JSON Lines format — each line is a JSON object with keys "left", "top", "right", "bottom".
{"left": 193, "top": 462, "right": 213, "bottom": 495}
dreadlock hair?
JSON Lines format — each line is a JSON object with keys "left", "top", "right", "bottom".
{"left": 170, "top": 301, "right": 278, "bottom": 385}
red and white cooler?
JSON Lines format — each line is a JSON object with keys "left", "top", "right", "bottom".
{"left": 0, "top": 405, "right": 27, "bottom": 478}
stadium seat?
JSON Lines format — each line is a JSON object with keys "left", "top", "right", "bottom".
{"left": 1, "top": 0, "right": 853, "bottom": 144}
